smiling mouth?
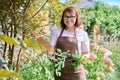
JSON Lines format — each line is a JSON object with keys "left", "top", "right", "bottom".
{"left": 67, "top": 22, "right": 71, "bottom": 23}
{"left": 66, "top": 21, "right": 72, "bottom": 23}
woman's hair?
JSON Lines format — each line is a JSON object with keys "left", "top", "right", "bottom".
{"left": 61, "top": 6, "right": 81, "bottom": 29}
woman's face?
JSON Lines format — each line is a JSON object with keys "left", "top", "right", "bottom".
{"left": 63, "top": 12, "right": 76, "bottom": 29}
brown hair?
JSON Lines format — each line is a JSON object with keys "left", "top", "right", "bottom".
{"left": 61, "top": 6, "right": 81, "bottom": 29}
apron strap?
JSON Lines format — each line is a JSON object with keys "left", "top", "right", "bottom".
{"left": 74, "top": 28, "right": 79, "bottom": 52}
{"left": 59, "top": 28, "right": 64, "bottom": 37}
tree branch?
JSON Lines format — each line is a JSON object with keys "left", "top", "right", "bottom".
{"left": 30, "top": 0, "right": 48, "bottom": 19}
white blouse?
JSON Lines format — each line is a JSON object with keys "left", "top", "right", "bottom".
{"left": 50, "top": 27, "right": 90, "bottom": 53}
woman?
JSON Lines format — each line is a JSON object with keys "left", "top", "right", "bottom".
{"left": 50, "top": 6, "right": 90, "bottom": 80}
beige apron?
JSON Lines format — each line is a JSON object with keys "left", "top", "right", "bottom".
{"left": 55, "top": 28, "right": 86, "bottom": 80}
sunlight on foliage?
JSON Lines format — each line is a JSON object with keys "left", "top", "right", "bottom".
{"left": 0, "top": 70, "right": 24, "bottom": 80}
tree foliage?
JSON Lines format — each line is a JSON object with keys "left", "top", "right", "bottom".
{"left": 81, "top": 2, "right": 120, "bottom": 38}
{"left": 0, "top": 0, "right": 49, "bottom": 68}
{"left": 48, "top": 0, "right": 81, "bottom": 27}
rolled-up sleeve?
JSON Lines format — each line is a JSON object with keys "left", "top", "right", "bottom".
{"left": 81, "top": 32, "right": 90, "bottom": 52}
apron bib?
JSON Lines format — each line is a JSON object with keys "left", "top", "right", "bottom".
{"left": 55, "top": 28, "right": 86, "bottom": 80}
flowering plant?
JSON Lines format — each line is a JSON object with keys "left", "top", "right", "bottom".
{"left": 72, "top": 43, "right": 114, "bottom": 80}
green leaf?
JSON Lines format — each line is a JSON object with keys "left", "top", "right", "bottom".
{"left": 0, "top": 70, "right": 24, "bottom": 80}
{"left": 56, "top": 49, "right": 62, "bottom": 53}
{"left": 0, "top": 34, "right": 4, "bottom": 41}
{"left": 24, "top": 38, "right": 40, "bottom": 49}
{"left": 3, "top": 35, "right": 17, "bottom": 45}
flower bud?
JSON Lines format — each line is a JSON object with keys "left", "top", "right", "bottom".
{"left": 97, "top": 72, "right": 105, "bottom": 77}
{"left": 103, "top": 56, "right": 114, "bottom": 66}
{"left": 89, "top": 53, "right": 97, "bottom": 60}
{"left": 105, "top": 66, "right": 114, "bottom": 72}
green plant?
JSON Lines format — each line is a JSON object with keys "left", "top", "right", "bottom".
{"left": 19, "top": 48, "right": 68, "bottom": 80}
{"left": 81, "top": 2, "right": 120, "bottom": 39}
{"left": 103, "top": 43, "right": 120, "bottom": 80}
{"left": 85, "top": 50, "right": 106, "bottom": 80}
{"left": 72, "top": 51, "right": 92, "bottom": 69}
{"left": 20, "top": 53, "right": 54, "bottom": 80}
{"left": 54, "top": 49, "right": 68, "bottom": 76}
